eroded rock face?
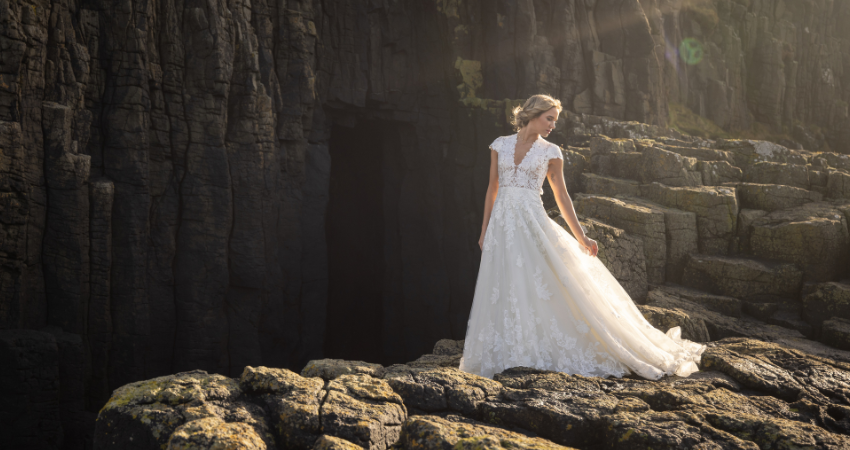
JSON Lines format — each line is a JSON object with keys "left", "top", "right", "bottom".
{"left": 4, "top": 0, "right": 850, "bottom": 447}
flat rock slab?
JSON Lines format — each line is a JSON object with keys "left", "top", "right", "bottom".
{"left": 573, "top": 194, "right": 666, "bottom": 284}
{"left": 380, "top": 365, "right": 502, "bottom": 417}
{"left": 639, "top": 183, "right": 738, "bottom": 255}
{"left": 828, "top": 170, "right": 850, "bottom": 200}
{"left": 302, "top": 359, "right": 386, "bottom": 380}
{"left": 736, "top": 182, "right": 822, "bottom": 211}
{"left": 744, "top": 161, "right": 810, "bottom": 189}
{"left": 748, "top": 202, "right": 850, "bottom": 282}
{"left": 803, "top": 282, "right": 850, "bottom": 336}
{"left": 716, "top": 139, "right": 805, "bottom": 167}
{"left": 822, "top": 318, "right": 850, "bottom": 351}
{"left": 393, "top": 414, "right": 576, "bottom": 450}
{"left": 698, "top": 160, "right": 743, "bottom": 186}
{"left": 637, "top": 147, "right": 700, "bottom": 187}
{"left": 623, "top": 197, "right": 698, "bottom": 283}
{"left": 581, "top": 173, "right": 640, "bottom": 198}
{"left": 681, "top": 253, "right": 803, "bottom": 302}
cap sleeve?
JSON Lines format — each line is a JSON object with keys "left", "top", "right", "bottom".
{"left": 490, "top": 136, "right": 505, "bottom": 153}
{"left": 549, "top": 143, "right": 563, "bottom": 160}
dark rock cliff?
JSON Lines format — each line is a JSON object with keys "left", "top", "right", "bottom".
{"left": 2, "top": 0, "right": 850, "bottom": 448}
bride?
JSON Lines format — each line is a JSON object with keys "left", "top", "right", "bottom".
{"left": 458, "top": 94, "right": 706, "bottom": 380}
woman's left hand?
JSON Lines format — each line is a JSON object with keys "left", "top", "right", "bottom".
{"left": 581, "top": 236, "right": 598, "bottom": 257}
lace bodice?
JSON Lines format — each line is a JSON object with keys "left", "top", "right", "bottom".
{"left": 491, "top": 134, "right": 563, "bottom": 194}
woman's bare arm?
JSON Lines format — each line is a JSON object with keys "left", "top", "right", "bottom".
{"left": 478, "top": 149, "right": 500, "bottom": 250}
{"left": 546, "top": 158, "right": 598, "bottom": 257}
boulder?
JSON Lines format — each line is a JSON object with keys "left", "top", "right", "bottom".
{"left": 165, "top": 417, "right": 268, "bottom": 450}
{"left": 94, "top": 366, "right": 407, "bottom": 450}
{"left": 637, "top": 147, "right": 701, "bottom": 187}
{"left": 651, "top": 285, "right": 742, "bottom": 318}
{"left": 813, "top": 152, "right": 850, "bottom": 172}
{"left": 639, "top": 183, "right": 738, "bottom": 254}
{"left": 809, "top": 169, "right": 829, "bottom": 190}
{"left": 715, "top": 140, "right": 802, "bottom": 167}
{"left": 681, "top": 254, "right": 803, "bottom": 302}
{"left": 589, "top": 136, "right": 642, "bottom": 180}
{"left": 650, "top": 143, "right": 737, "bottom": 165}
{"left": 748, "top": 203, "right": 850, "bottom": 282}
{"left": 645, "top": 289, "right": 850, "bottom": 365}
{"left": 302, "top": 359, "right": 386, "bottom": 380}
{"left": 822, "top": 318, "right": 850, "bottom": 351}
{"left": 638, "top": 305, "right": 710, "bottom": 342}
{"left": 581, "top": 173, "right": 640, "bottom": 198}
{"left": 393, "top": 414, "right": 575, "bottom": 450}
{"left": 827, "top": 170, "right": 850, "bottom": 199}
{"left": 736, "top": 182, "right": 822, "bottom": 212}
{"left": 803, "top": 282, "right": 850, "bottom": 336}
{"left": 573, "top": 195, "right": 666, "bottom": 283}
{"left": 698, "top": 160, "right": 743, "bottom": 186}
{"left": 732, "top": 209, "right": 767, "bottom": 254}
{"left": 380, "top": 365, "right": 502, "bottom": 417}
{"left": 314, "top": 435, "right": 364, "bottom": 450}
{"left": 624, "top": 198, "right": 698, "bottom": 283}
{"left": 322, "top": 374, "right": 407, "bottom": 450}
{"left": 94, "top": 370, "right": 267, "bottom": 450}
{"left": 744, "top": 161, "right": 809, "bottom": 189}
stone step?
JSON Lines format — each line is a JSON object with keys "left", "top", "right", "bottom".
{"left": 573, "top": 194, "right": 698, "bottom": 284}
{"left": 715, "top": 139, "right": 808, "bottom": 167}
{"left": 735, "top": 182, "right": 823, "bottom": 212}
{"left": 644, "top": 287, "right": 805, "bottom": 343}
{"left": 590, "top": 136, "right": 702, "bottom": 187}
{"left": 650, "top": 284, "right": 741, "bottom": 318}
{"left": 802, "top": 282, "right": 850, "bottom": 337}
{"left": 765, "top": 310, "right": 814, "bottom": 338}
{"left": 581, "top": 173, "right": 639, "bottom": 198}
{"left": 644, "top": 287, "right": 850, "bottom": 362}
{"left": 739, "top": 202, "right": 850, "bottom": 282}
{"left": 638, "top": 183, "right": 738, "bottom": 255}
{"left": 656, "top": 283, "right": 814, "bottom": 337}
{"left": 697, "top": 160, "right": 743, "bottom": 186}
{"left": 827, "top": 169, "right": 850, "bottom": 200}
{"left": 573, "top": 194, "right": 666, "bottom": 284}
{"left": 680, "top": 253, "right": 803, "bottom": 302}
{"left": 642, "top": 141, "right": 737, "bottom": 165}
{"left": 743, "top": 161, "right": 810, "bottom": 189}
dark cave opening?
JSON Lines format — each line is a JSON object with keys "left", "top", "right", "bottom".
{"left": 324, "top": 121, "right": 386, "bottom": 364}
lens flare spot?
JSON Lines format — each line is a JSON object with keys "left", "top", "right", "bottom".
{"left": 679, "top": 38, "right": 704, "bottom": 65}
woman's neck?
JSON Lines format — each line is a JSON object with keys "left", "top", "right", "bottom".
{"left": 517, "top": 128, "right": 539, "bottom": 144}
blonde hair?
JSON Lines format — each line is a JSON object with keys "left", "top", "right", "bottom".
{"left": 510, "top": 94, "right": 562, "bottom": 131}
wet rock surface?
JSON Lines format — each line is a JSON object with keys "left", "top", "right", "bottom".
{"left": 92, "top": 336, "right": 850, "bottom": 450}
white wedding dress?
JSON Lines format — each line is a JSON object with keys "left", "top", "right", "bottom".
{"left": 458, "top": 133, "right": 706, "bottom": 380}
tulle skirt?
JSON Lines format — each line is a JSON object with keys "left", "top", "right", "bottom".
{"left": 458, "top": 186, "right": 706, "bottom": 380}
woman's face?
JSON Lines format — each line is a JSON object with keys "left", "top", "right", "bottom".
{"left": 529, "top": 107, "right": 559, "bottom": 137}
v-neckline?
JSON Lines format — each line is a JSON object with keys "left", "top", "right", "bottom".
{"left": 512, "top": 133, "right": 539, "bottom": 167}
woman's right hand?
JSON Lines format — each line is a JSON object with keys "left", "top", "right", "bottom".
{"left": 478, "top": 233, "right": 484, "bottom": 251}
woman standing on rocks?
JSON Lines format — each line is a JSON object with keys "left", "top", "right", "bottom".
{"left": 458, "top": 94, "right": 706, "bottom": 380}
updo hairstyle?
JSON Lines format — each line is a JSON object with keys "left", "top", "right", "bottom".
{"left": 510, "top": 94, "right": 563, "bottom": 131}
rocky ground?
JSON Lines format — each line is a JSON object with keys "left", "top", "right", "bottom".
{"left": 94, "top": 331, "right": 850, "bottom": 450}
{"left": 4, "top": 1, "right": 850, "bottom": 448}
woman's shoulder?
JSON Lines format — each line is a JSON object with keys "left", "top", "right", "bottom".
{"left": 489, "top": 133, "right": 516, "bottom": 151}
{"left": 539, "top": 138, "right": 563, "bottom": 159}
